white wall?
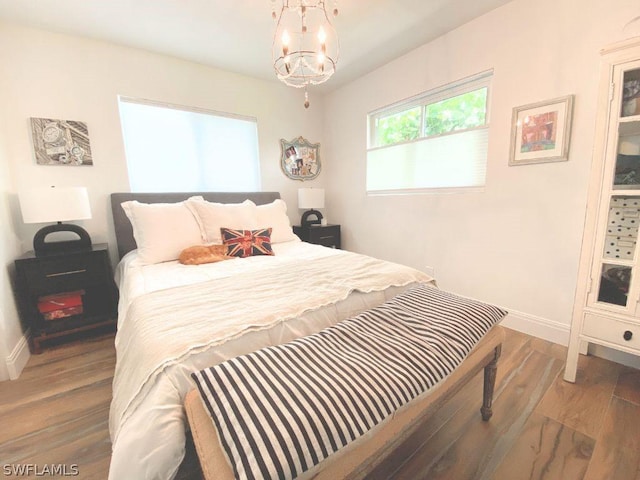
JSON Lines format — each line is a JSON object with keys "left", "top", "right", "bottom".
{"left": 0, "top": 21, "right": 324, "bottom": 379}
{"left": 322, "top": 0, "right": 640, "bottom": 345}
{"left": 0, "top": 84, "right": 24, "bottom": 381}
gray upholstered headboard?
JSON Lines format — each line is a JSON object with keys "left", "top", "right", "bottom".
{"left": 110, "top": 192, "right": 281, "bottom": 259}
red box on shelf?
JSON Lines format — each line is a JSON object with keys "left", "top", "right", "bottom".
{"left": 42, "top": 306, "right": 84, "bottom": 321}
{"left": 37, "top": 290, "right": 84, "bottom": 321}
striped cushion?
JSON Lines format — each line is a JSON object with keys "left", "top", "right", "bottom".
{"left": 191, "top": 284, "right": 507, "bottom": 480}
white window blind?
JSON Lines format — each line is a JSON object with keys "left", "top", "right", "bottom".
{"left": 367, "top": 71, "right": 492, "bottom": 194}
{"left": 367, "top": 127, "right": 489, "bottom": 192}
{"left": 118, "top": 98, "right": 261, "bottom": 192}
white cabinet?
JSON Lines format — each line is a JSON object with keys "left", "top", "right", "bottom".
{"left": 566, "top": 38, "right": 640, "bottom": 382}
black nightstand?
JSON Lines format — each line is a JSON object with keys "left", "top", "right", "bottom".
{"left": 293, "top": 224, "right": 341, "bottom": 249}
{"left": 14, "top": 243, "right": 118, "bottom": 354}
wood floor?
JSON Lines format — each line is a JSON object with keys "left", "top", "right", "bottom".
{"left": 0, "top": 327, "right": 638, "bottom": 480}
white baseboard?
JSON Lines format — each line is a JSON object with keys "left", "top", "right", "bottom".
{"left": 500, "top": 309, "right": 570, "bottom": 346}
{"left": 5, "top": 332, "right": 30, "bottom": 380}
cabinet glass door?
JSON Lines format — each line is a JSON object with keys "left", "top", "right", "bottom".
{"left": 603, "top": 196, "right": 640, "bottom": 260}
{"left": 615, "top": 69, "right": 640, "bottom": 190}
{"left": 597, "top": 195, "right": 640, "bottom": 307}
{"left": 594, "top": 63, "right": 640, "bottom": 310}
{"left": 614, "top": 68, "right": 640, "bottom": 191}
{"left": 597, "top": 264, "right": 632, "bottom": 306}
{"left": 621, "top": 68, "right": 640, "bottom": 118}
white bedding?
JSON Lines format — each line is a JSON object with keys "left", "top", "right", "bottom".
{"left": 108, "top": 242, "right": 432, "bottom": 480}
{"left": 115, "top": 241, "right": 340, "bottom": 328}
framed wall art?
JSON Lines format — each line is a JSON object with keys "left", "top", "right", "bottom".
{"left": 30, "top": 117, "right": 93, "bottom": 166}
{"left": 509, "top": 95, "right": 574, "bottom": 166}
{"left": 280, "top": 136, "right": 321, "bottom": 181}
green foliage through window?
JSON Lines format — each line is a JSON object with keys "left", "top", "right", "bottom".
{"left": 424, "top": 88, "right": 487, "bottom": 136}
{"left": 376, "top": 107, "right": 421, "bottom": 146}
{"left": 372, "top": 87, "right": 488, "bottom": 148}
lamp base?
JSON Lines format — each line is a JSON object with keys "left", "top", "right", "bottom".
{"left": 33, "top": 222, "right": 92, "bottom": 257}
{"left": 301, "top": 209, "right": 323, "bottom": 227}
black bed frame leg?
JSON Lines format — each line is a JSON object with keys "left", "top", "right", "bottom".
{"left": 481, "top": 345, "right": 501, "bottom": 421}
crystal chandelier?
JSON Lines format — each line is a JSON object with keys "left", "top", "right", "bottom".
{"left": 271, "top": 0, "right": 339, "bottom": 108}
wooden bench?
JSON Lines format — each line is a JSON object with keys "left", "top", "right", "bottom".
{"left": 184, "top": 325, "right": 505, "bottom": 480}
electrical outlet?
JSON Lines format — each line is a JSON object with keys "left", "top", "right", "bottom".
{"left": 424, "top": 266, "right": 435, "bottom": 277}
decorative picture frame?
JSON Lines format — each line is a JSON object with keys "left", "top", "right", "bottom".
{"left": 509, "top": 95, "right": 574, "bottom": 166}
{"left": 280, "top": 136, "right": 321, "bottom": 181}
{"left": 30, "top": 117, "right": 93, "bottom": 166}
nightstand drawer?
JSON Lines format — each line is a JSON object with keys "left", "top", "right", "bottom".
{"left": 294, "top": 224, "right": 341, "bottom": 249}
{"left": 309, "top": 225, "right": 340, "bottom": 247}
{"left": 19, "top": 254, "right": 106, "bottom": 294}
{"left": 583, "top": 313, "right": 640, "bottom": 351}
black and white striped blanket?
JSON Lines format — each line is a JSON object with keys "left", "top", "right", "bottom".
{"left": 191, "top": 283, "right": 507, "bottom": 480}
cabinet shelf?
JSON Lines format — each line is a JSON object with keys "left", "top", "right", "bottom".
{"left": 618, "top": 119, "right": 640, "bottom": 136}
{"left": 611, "top": 186, "right": 640, "bottom": 192}
{"left": 597, "top": 257, "right": 635, "bottom": 266}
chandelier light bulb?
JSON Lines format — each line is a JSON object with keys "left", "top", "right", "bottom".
{"left": 318, "top": 26, "right": 326, "bottom": 43}
{"left": 282, "top": 29, "right": 290, "bottom": 57}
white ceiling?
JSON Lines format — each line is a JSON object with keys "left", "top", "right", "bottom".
{"left": 0, "top": 0, "right": 513, "bottom": 91}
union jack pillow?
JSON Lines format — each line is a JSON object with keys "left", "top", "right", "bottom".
{"left": 220, "top": 227, "right": 274, "bottom": 258}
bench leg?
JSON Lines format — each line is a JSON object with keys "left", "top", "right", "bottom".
{"left": 480, "top": 345, "right": 501, "bottom": 421}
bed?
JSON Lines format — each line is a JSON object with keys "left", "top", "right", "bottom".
{"left": 107, "top": 191, "right": 505, "bottom": 480}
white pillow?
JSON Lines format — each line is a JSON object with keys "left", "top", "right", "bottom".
{"left": 121, "top": 200, "right": 203, "bottom": 265}
{"left": 185, "top": 198, "right": 258, "bottom": 244}
{"left": 256, "top": 199, "right": 299, "bottom": 244}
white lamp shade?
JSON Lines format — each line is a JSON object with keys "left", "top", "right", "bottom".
{"left": 19, "top": 186, "right": 92, "bottom": 224}
{"left": 298, "top": 188, "right": 325, "bottom": 209}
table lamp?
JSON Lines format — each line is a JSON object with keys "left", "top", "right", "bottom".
{"left": 19, "top": 186, "right": 92, "bottom": 256}
{"left": 298, "top": 187, "right": 325, "bottom": 227}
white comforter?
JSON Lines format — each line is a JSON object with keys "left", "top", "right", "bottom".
{"left": 108, "top": 242, "right": 431, "bottom": 480}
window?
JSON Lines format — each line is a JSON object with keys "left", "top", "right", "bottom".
{"left": 118, "top": 97, "right": 261, "bottom": 192}
{"left": 367, "top": 70, "right": 492, "bottom": 193}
